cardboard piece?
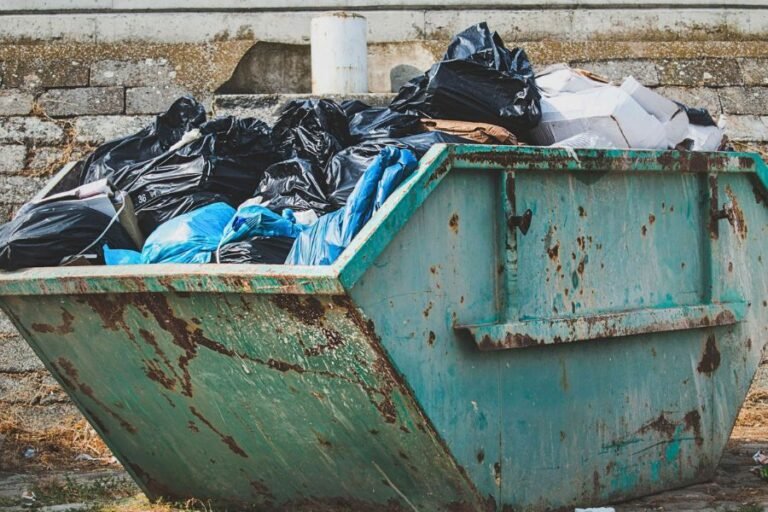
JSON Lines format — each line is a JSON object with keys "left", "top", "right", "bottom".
{"left": 531, "top": 86, "right": 668, "bottom": 149}
{"left": 531, "top": 66, "right": 693, "bottom": 150}
{"left": 620, "top": 77, "right": 689, "bottom": 148}
{"left": 536, "top": 64, "right": 606, "bottom": 95}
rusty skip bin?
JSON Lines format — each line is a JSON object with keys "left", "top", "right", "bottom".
{"left": 0, "top": 145, "right": 767, "bottom": 511}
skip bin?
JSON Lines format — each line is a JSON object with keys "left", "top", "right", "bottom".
{"left": 1, "top": 145, "right": 767, "bottom": 511}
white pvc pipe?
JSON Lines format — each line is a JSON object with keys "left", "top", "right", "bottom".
{"left": 311, "top": 12, "right": 368, "bottom": 95}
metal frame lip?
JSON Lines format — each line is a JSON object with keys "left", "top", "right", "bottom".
{"left": 2, "top": 146, "right": 765, "bottom": 296}
{"left": 0, "top": 263, "right": 343, "bottom": 296}
{"left": 337, "top": 145, "right": 768, "bottom": 292}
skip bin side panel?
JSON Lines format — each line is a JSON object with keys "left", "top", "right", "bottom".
{"left": 496, "top": 166, "right": 767, "bottom": 509}
{"left": 350, "top": 168, "right": 505, "bottom": 506}
{"left": 350, "top": 153, "right": 768, "bottom": 511}
{"left": 0, "top": 291, "right": 481, "bottom": 510}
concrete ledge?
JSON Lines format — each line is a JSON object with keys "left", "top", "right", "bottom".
{"left": 3, "top": 0, "right": 767, "bottom": 10}
{"left": 0, "top": 8, "right": 767, "bottom": 44}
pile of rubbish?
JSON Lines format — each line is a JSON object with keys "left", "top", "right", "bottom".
{"left": 0, "top": 22, "right": 726, "bottom": 270}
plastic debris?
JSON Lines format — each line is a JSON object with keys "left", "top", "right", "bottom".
{"left": 273, "top": 99, "right": 351, "bottom": 169}
{"left": 0, "top": 197, "right": 137, "bottom": 270}
{"left": 105, "top": 202, "right": 235, "bottom": 265}
{"left": 287, "top": 146, "right": 417, "bottom": 265}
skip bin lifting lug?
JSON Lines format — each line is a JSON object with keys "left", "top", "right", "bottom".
{"left": 508, "top": 209, "right": 533, "bottom": 235}
{"left": 708, "top": 174, "right": 735, "bottom": 239}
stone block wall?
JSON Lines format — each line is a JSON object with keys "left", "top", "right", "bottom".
{"left": 1, "top": 33, "right": 768, "bottom": 467}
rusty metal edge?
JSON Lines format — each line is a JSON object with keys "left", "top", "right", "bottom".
{"left": 0, "top": 264, "right": 343, "bottom": 296}
{"left": 337, "top": 146, "right": 768, "bottom": 292}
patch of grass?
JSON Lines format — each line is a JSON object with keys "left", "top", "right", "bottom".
{"left": 0, "top": 410, "right": 112, "bottom": 471}
{"left": 31, "top": 475, "right": 138, "bottom": 506}
{"left": 731, "top": 505, "right": 763, "bottom": 512}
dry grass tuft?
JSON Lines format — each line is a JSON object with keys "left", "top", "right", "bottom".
{"left": 0, "top": 412, "right": 112, "bottom": 471}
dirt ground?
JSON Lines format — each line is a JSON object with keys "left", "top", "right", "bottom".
{"left": 3, "top": 391, "right": 768, "bottom": 511}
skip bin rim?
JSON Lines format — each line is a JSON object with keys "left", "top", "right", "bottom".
{"left": 0, "top": 145, "right": 765, "bottom": 297}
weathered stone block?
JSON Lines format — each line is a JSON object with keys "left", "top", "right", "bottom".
{"left": 2, "top": 59, "right": 89, "bottom": 89}
{"left": 125, "top": 85, "right": 193, "bottom": 114}
{"left": 724, "top": 115, "right": 768, "bottom": 142}
{"left": 26, "top": 146, "right": 66, "bottom": 175}
{"left": 0, "top": 117, "right": 64, "bottom": 145}
{"left": 570, "top": 59, "right": 659, "bottom": 86}
{"left": 739, "top": 58, "right": 768, "bottom": 86}
{"left": 0, "top": 145, "right": 25, "bottom": 174}
{"left": 91, "top": 58, "right": 176, "bottom": 87}
{"left": 719, "top": 87, "right": 768, "bottom": 116}
{"left": 0, "top": 334, "right": 45, "bottom": 373}
{"left": 38, "top": 87, "right": 124, "bottom": 117}
{"left": 218, "top": 42, "right": 310, "bottom": 94}
{"left": 656, "top": 59, "right": 742, "bottom": 87}
{"left": 0, "top": 175, "right": 46, "bottom": 204}
{"left": 74, "top": 115, "right": 153, "bottom": 144}
{"left": 652, "top": 87, "right": 722, "bottom": 115}
{"left": 0, "top": 89, "right": 34, "bottom": 116}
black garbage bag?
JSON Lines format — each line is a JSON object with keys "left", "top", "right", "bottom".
{"left": 80, "top": 96, "right": 207, "bottom": 185}
{"left": 340, "top": 99, "right": 372, "bottom": 118}
{"left": 273, "top": 99, "right": 351, "bottom": 169}
{"left": 177, "top": 116, "right": 280, "bottom": 203}
{"left": 83, "top": 112, "right": 279, "bottom": 237}
{"left": 252, "top": 158, "right": 331, "bottom": 215}
{"left": 324, "top": 132, "right": 472, "bottom": 209}
{"left": 217, "top": 236, "right": 294, "bottom": 264}
{"left": 674, "top": 101, "right": 717, "bottom": 127}
{"left": 348, "top": 107, "right": 423, "bottom": 143}
{"left": 0, "top": 200, "right": 137, "bottom": 270}
{"left": 390, "top": 22, "right": 541, "bottom": 135}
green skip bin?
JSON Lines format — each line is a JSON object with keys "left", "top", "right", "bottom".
{"left": 1, "top": 145, "right": 767, "bottom": 511}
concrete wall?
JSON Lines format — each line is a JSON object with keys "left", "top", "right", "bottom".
{"left": 1, "top": 3, "right": 768, "bottom": 466}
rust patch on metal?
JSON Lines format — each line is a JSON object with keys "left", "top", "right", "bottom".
{"left": 304, "top": 327, "right": 345, "bottom": 357}
{"left": 249, "top": 480, "right": 276, "bottom": 502}
{"left": 649, "top": 214, "right": 656, "bottom": 225}
{"left": 271, "top": 295, "right": 325, "bottom": 326}
{"left": 189, "top": 406, "right": 248, "bottom": 458}
{"left": 697, "top": 335, "right": 721, "bottom": 375}
{"left": 31, "top": 308, "right": 74, "bottom": 334}
{"left": 449, "top": 213, "right": 460, "bottom": 234}
{"left": 425, "top": 157, "right": 451, "bottom": 187}
{"left": 684, "top": 410, "right": 704, "bottom": 446}
{"left": 578, "top": 206, "right": 587, "bottom": 217}
{"left": 56, "top": 357, "right": 137, "bottom": 434}
{"left": 127, "top": 463, "right": 178, "bottom": 500}
{"left": 428, "top": 331, "right": 436, "bottom": 346}
{"left": 547, "top": 241, "right": 560, "bottom": 261}
{"left": 423, "top": 301, "right": 434, "bottom": 318}
{"left": 641, "top": 225, "right": 647, "bottom": 236}
{"left": 638, "top": 413, "right": 677, "bottom": 437}
{"left": 187, "top": 421, "right": 200, "bottom": 433}
{"left": 476, "top": 450, "right": 485, "bottom": 463}
{"left": 725, "top": 186, "right": 748, "bottom": 240}
{"left": 315, "top": 432, "right": 332, "bottom": 448}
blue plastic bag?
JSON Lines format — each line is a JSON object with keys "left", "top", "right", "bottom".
{"left": 214, "top": 199, "right": 308, "bottom": 262}
{"left": 105, "top": 202, "right": 235, "bottom": 264}
{"left": 287, "top": 147, "right": 417, "bottom": 265}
